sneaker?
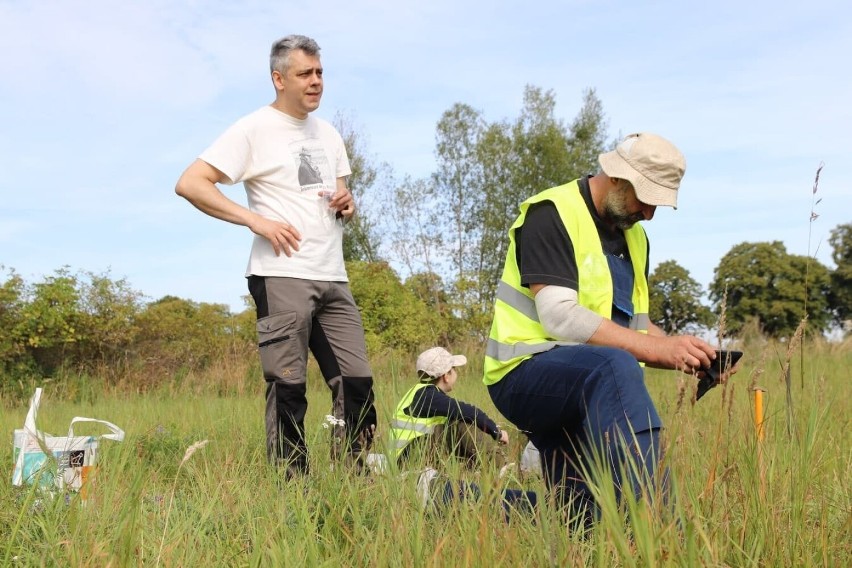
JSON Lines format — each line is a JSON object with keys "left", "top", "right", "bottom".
{"left": 415, "top": 467, "right": 440, "bottom": 509}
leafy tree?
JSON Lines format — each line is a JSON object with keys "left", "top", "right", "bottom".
{"left": 478, "top": 87, "right": 609, "bottom": 304}
{"left": 649, "top": 260, "right": 714, "bottom": 334}
{"left": 16, "top": 268, "right": 86, "bottom": 373}
{"left": 566, "top": 88, "right": 611, "bottom": 175}
{"left": 434, "top": 103, "right": 503, "bottom": 333}
{"left": 509, "top": 86, "right": 574, "bottom": 197}
{"left": 233, "top": 294, "right": 259, "bottom": 345}
{"left": 134, "top": 296, "right": 238, "bottom": 375}
{"left": 405, "top": 271, "right": 448, "bottom": 312}
{"left": 384, "top": 86, "right": 609, "bottom": 339}
{"left": 77, "top": 270, "right": 144, "bottom": 365}
{"left": 333, "top": 112, "right": 390, "bottom": 263}
{"left": 0, "top": 267, "right": 30, "bottom": 374}
{"left": 0, "top": 268, "right": 150, "bottom": 386}
{"left": 709, "top": 241, "right": 832, "bottom": 338}
{"left": 388, "top": 176, "right": 445, "bottom": 278}
{"left": 827, "top": 222, "right": 852, "bottom": 327}
{"left": 459, "top": 87, "right": 572, "bottom": 323}
{"left": 433, "top": 103, "right": 486, "bottom": 286}
{"left": 346, "top": 261, "right": 453, "bottom": 352}
{"left": 0, "top": 267, "right": 260, "bottom": 390}
{"left": 475, "top": 121, "right": 516, "bottom": 301}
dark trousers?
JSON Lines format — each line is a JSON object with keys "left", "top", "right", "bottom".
{"left": 402, "top": 422, "right": 507, "bottom": 470}
{"left": 488, "top": 345, "right": 664, "bottom": 521}
{"left": 249, "top": 276, "right": 376, "bottom": 476}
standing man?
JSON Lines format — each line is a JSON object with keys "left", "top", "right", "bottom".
{"left": 176, "top": 35, "right": 376, "bottom": 477}
{"left": 483, "top": 133, "right": 717, "bottom": 523}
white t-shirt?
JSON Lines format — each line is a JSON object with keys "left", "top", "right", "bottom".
{"left": 200, "top": 105, "right": 352, "bottom": 281}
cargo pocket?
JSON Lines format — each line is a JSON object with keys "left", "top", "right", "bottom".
{"left": 257, "top": 311, "right": 302, "bottom": 383}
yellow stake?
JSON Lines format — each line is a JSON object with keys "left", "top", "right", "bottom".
{"left": 754, "top": 387, "right": 766, "bottom": 442}
{"left": 753, "top": 386, "right": 767, "bottom": 500}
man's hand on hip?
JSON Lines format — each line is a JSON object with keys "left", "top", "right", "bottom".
{"left": 249, "top": 215, "right": 302, "bottom": 257}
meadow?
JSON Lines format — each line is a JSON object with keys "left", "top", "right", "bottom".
{"left": 1, "top": 335, "right": 850, "bottom": 567}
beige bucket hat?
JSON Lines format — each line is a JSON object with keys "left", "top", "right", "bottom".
{"left": 416, "top": 347, "right": 467, "bottom": 381}
{"left": 598, "top": 132, "right": 686, "bottom": 208}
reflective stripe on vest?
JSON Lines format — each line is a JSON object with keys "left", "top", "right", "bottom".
{"left": 388, "top": 383, "right": 448, "bottom": 460}
{"left": 496, "top": 280, "right": 540, "bottom": 322}
{"left": 391, "top": 419, "right": 435, "bottom": 434}
{"left": 483, "top": 179, "right": 649, "bottom": 386}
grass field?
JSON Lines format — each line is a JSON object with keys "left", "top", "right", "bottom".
{"left": 2, "top": 336, "right": 850, "bottom": 567}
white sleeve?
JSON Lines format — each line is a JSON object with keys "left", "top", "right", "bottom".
{"left": 534, "top": 285, "right": 604, "bottom": 343}
{"left": 199, "top": 121, "right": 252, "bottom": 185}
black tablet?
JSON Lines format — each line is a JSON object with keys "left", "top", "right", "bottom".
{"left": 696, "top": 350, "right": 744, "bottom": 400}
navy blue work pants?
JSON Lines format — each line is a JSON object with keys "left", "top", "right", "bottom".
{"left": 488, "top": 345, "right": 664, "bottom": 520}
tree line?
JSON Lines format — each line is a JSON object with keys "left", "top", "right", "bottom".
{"left": 2, "top": 84, "right": 849, "bottom": 392}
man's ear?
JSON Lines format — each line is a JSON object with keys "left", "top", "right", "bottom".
{"left": 271, "top": 69, "right": 285, "bottom": 89}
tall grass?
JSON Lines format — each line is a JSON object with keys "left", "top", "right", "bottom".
{"left": 1, "top": 336, "right": 850, "bottom": 566}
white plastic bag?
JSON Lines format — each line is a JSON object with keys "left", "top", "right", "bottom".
{"left": 520, "top": 440, "right": 541, "bottom": 474}
{"left": 12, "top": 388, "right": 124, "bottom": 497}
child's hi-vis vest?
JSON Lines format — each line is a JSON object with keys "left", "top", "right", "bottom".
{"left": 389, "top": 383, "right": 448, "bottom": 461}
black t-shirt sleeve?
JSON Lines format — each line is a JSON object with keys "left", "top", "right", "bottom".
{"left": 516, "top": 201, "right": 579, "bottom": 290}
{"left": 407, "top": 386, "right": 501, "bottom": 439}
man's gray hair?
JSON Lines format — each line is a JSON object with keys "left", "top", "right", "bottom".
{"left": 270, "top": 35, "right": 321, "bottom": 74}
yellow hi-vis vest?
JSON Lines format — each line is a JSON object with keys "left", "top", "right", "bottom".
{"left": 483, "top": 179, "right": 650, "bottom": 386}
{"left": 388, "top": 383, "right": 449, "bottom": 461}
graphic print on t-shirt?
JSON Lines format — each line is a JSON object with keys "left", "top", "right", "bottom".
{"left": 292, "top": 143, "right": 332, "bottom": 193}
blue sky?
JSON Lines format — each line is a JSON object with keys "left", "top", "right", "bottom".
{"left": 1, "top": 0, "right": 850, "bottom": 312}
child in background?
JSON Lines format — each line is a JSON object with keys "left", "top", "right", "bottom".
{"left": 389, "top": 347, "right": 537, "bottom": 518}
{"left": 389, "top": 347, "right": 509, "bottom": 468}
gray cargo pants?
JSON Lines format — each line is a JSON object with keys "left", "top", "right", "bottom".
{"left": 248, "top": 276, "right": 376, "bottom": 476}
